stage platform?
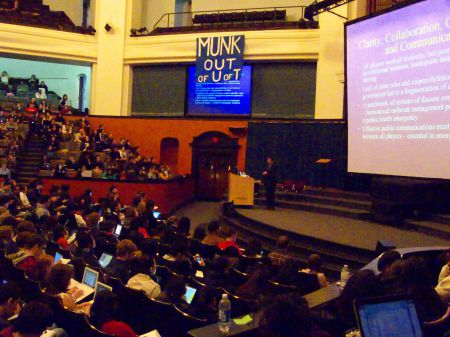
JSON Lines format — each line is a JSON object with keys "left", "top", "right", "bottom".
{"left": 235, "top": 207, "right": 450, "bottom": 251}
{"left": 221, "top": 187, "right": 450, "bottom": 278}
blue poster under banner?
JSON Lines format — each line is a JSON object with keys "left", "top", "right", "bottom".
{"left": 195, "top": 35, "right": 245, "bottom": 83}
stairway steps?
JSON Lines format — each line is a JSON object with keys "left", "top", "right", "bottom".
{"left": 270, "top": 192, "right": 372, "bottom": 211}
{"left": 224, "top": 214, "right": 374, "bottom": 280}
{"left": 254, "top": 198, "right": 371, "bottom": 220}
{"left": 405, "top": 220, "right": 450, "bottom": 241}
{"left": 433, "top": 214, "right": 450, "bottom": 226}
{"left": 301, "top": 188, "right": 372, "bottom": 201}
{"left": 14, "top": 134, "right": 46, "bottom": 182}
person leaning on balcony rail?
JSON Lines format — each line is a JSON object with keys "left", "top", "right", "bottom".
{"left": 0, "top": 1, "right": 19, "bottom": 13}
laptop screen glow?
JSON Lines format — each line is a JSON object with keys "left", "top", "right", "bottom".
{"left": 358, "top": 299, "right": 422, "bottom": 337}
{"left": 82, "top": 268, "right": 99, "bottom": 289}
{"left": 114, "top": 224, "right": 122, "bottom": 236}
{"left": 99, "top": 253, "right": 113, "bottom": 268}
{"left": 185, "top": 286, "right": 197, "bottom": 305}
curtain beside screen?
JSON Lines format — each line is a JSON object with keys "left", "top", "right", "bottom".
{"left": 132, "top": 65, "right": 186, "bottom": 116}
{"left": 245, "top": 122, "right": 347, "bottom": 188}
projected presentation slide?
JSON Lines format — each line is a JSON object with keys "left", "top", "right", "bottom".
{"left": 346, "top": 0, "right": 450, "bottom": 180}
{"left": 186, "top": 65, "right": 252, "bottom": 116}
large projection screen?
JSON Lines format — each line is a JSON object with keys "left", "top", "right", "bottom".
{"left": 346, "top": 0, "right": 450, "bottom": 180}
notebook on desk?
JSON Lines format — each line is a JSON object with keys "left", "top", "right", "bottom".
{"left": 140, "top": 330, "right": 161, "bottom": 337}
{"left": 70, "top": 267, "right": 99, "bottom": 303}
{"left": 354, "top": 296, "right": 423, "bottom": 337}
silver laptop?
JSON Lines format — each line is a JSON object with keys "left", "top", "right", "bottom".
{"left": 70, "top": 267, "right": 99, "bottom": 303}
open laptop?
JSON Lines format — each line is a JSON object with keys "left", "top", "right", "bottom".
{"left": 54, "top": 251, "right": 70, "bottom": 265}
{"left": 93, "top": 281, "right": 112, "bottom": 301}
{"left": 354, "top": 296, "right": 423, "bottom": 337}
{"left": 70, "top": 267, "right": 99, "bottom": 303}
{"left": 184, "top": 285, "right": 197, "bottom": 305}
{"left": 114, "top": 224, "right": 123, "bottom": 238}
{"left": 99, "top": 253, "right": 113, "bottom": 268}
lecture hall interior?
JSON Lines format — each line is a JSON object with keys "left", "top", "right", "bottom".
{"left": 0, "top": 0, "right": 449, "bottom": 336}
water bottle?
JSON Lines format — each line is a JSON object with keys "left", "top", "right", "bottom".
{"left": 218, "top": 293, "right": 231, "bottom": 333}
{"left": 340, "top": 264, "right": 350, "bottom": 288}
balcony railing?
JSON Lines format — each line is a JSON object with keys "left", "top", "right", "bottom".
{"left": 146, "top": 5, "right": 311, "bottom": 35}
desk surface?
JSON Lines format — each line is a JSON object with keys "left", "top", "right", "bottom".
{"left": 188, "top": 318, "right": 256, "bottom": 337}
{"left": 189, "top": 285, "right": 342, "bottom": 337}
{"left": 304, "top": 283, "right": 342, "bottom": 309}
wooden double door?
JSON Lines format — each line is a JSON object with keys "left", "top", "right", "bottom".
{"left": 191, "top": 132, "right": 239, "bottom": 200}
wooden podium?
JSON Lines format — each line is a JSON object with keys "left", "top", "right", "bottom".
{"left": 228, "top": 173, "right": 254, "bottom": 206}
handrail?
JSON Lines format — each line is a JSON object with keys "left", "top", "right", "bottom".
{"left": 153, "top": 5, "right": 307, "bottom": 31}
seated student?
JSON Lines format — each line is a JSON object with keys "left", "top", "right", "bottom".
{"left": 52, "top": 226, "right": 69, "bottom": 250}
{"left": 28, "top": 254, "right": 54, "bottom": 289}
{"left": 156, "top": 277, "right": 188, "bottom": 307}
{"left": 176, "top": 217, "right": 191, "bottom": 237}
{"left": 65, "top": 156, "right": 79, "bottom": 171}
{"left": 58, "top": 94, "right": 70, "bottom": 113}
{"left": 125, "top": 218, "right": 148, "bottom": 247}
{"left": 45, "top": 264, "right": 91, "bottom": 315}
{"left": 256, "top": 294, "right": 331, "bottom": 337}
{"left": 192, "top": 225, "right": 206, "bottom": 242}
{"left": 0, "top": 0, "right": 19, "bottom": 13}
{"left": 437, "top": 251, "right": 450, "bottom": 304}
{"left": 104, "top": 239, "right": 137, "bottom": 284}
{"left": 126, "top": 256, "right": 161, "bottom": 299}
{"left": 336, "top": 269, "right": 384, "bottom": 330}
{"left": 94, "top": 220, "right": 119, "bottom": 253}
{"left": 0, "top": 302, "right": 54, "bottom": 337}
{"left": 0, "top": 71, "right": 8, "bottom": 85}
{"left": 25, "top": 99, "right": 38, "bottom": 114}
{"left": 188, "top": 287, "right": 218, "bottom": 323}
{"left": 217, "top": 227, "right": 242, "bottom": 256}
{"left": 9, "top": 233, "right": 45, "bottom": 276}
{"left": 236, "top": 266, "right": 271, "bottom": 301}
{"left": 300, "top": 254, "right": 328, "bottom": 288}
{"left": 38, "top": 81, "right": 48, "bottom": 95}
{"left": 273, "top": 259, "right": 300, "bottom": 286}
{"left": 268, "top": 235, "right": 292, "bottom": 268}
{"left": 204, "top": 256, "right": 231, "bottom": 289}
{"left": 397, "top": 256, "right": 447, "bottom": 322}
{"left": 0, "top": 226, "right": 15, "bottom": 253}
{"left": 35, "top": 89, "right": 46, "bottom": 100}
{"left": 73, "top": 231, "right": 100, "bottom": 268}
{"left": 202, "top": 221, "right": 223, "bottom": 246}
{"left": 0, "top": 284, "right": 21, "bottom": 330}
{"left": 90, "top": 292, "right": 138, "bottom": 337}
{"left": 0, "top": 164, "right": 11, "bottom": 180}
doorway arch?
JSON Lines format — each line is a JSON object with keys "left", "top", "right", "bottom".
{"left": 77, "top": 74, "right": 87, "bottom": 112}
{"left": 191, "top": 131, "right": 240, "bottom": 199}
{"left": 160, "top": 137, "right": 180, "bottom": 174}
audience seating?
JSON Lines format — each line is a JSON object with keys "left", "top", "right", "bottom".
{"left": 170, "top": 305, "right": 208, "bottom": 337}
{"left": 296, "top": 271, "right": 321, "bottom": 295}
{"left": 267, "top": 279, "right": 298, "bottom": 296}
{"left": 0, "top": 0, "right": 90, "bottom": 34}
{"left": 222, "top": 289, "right": 257, "bottom": 318}
{"left": 20, "top": 275, "right": 42, "bottom": 302}
{"left": 192, "top": 9, "right": 286, "bottom": 25}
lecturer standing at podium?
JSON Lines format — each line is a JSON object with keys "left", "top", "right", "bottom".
{"left": 262, "top": 156, "right": 277, "bottom": 210}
